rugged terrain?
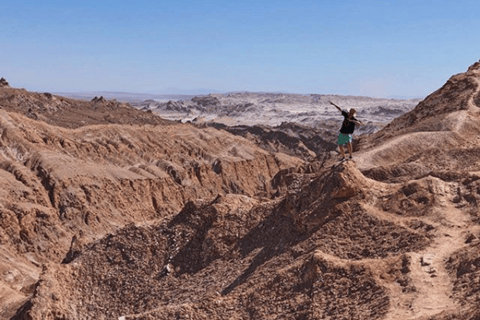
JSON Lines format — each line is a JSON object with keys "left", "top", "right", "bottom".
{"left": 0, "top": 87, "right": 301, "bottom": 319}
{"left": 54, "top": 92, "right": 198, "bottom": 105}
{"left": 134, "top": 92, "right": 421, "bottom": 134}
{"left": 2, "top": 61, "right": 480, "bottom": 320}
{"left": 133, "top": 92, "right": 421, "bottom": 161}
{"left": 0, "top": 88, "right": 170, "bottom": 129}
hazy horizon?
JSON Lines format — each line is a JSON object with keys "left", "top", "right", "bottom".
{"left": 51, "top": 89, "right": 424, "bottom": 101}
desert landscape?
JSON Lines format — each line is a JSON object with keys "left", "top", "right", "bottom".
{"left": 133, "top": 92, "right": 420, "bottom": 132}
{"left": 1, "top": 60, "right": 480, "bottom": 320}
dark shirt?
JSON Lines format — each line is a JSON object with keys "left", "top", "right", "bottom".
{"left": 340, "top": 110, "right": 357, "bottom": 134}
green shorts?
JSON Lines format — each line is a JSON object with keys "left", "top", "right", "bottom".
{"left": 337, "top": 133, "right": 352, "bottom": 146}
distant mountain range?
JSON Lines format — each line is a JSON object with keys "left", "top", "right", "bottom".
{"left": 54, "top": 90, "right": 423, "bottom": 104}
{"left": 53, "top": 91, "right": 201, "bottom": 103}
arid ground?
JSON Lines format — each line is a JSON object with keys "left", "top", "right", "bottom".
{"left": 1, "top": 61, "right": 480, "bottom": 320}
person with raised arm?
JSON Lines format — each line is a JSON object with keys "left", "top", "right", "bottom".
{"left": 329, "top": 101, "right": 363, "bottom": 161}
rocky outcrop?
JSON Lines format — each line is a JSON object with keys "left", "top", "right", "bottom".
{"left": 91, "top": 96, "right": 106, "bottom": 103}
{"left": 0, "top": 77, "right": 9, "bottom": 88}
{"left": 191, "top": 95, "right": 220, "bottom": 107}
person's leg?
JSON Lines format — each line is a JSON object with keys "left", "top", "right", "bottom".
{"left": 347, "top": 141, "right": 353, "bottom": 157}
{"left": 337, "top": 133, "right": 346, "bottom": 159}
{"left": 339, "top": 145, "right": 346, "bottom": 158}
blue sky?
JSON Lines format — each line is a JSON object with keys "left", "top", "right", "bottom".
{"left": 1, "top": 0, "right": 479, "bottom": 97}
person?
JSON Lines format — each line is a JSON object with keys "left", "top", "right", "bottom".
{"left": 329, "top": 101, "right": 363, "bottom": 161}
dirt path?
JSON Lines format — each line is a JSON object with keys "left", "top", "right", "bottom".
{"left": 354, "top": 129, "right": 464, "bottom": 171}
{"left": 384, "top": 203, "right": 474, "bottom": 320}
{"left": 359, "top": 177, "right": 475, "bottom": 320}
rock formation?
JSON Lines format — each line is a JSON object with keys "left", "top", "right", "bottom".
{"left": 0, "top": 77, "right": 10, "bottom": 88}
{"left": 3, "top": 61, "right": 480, "bottom": 320}
{"left": 91, "top": 96, "right": 106, "bottom": 103}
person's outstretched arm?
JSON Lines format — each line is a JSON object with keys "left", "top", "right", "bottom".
{"left": 329, "top": 101, "right": 343, "bottom": 113}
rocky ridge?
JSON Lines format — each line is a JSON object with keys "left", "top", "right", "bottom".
{"left": 0, "top": 86, "right": 170, "bottom": 129}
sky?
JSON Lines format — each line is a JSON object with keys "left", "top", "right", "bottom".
{"left": 1, "top": 0, "right": 479, "bottom": 98}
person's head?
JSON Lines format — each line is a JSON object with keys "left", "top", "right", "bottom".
{"left": 348, "top": 108, "right": 357, "bottom": 118}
